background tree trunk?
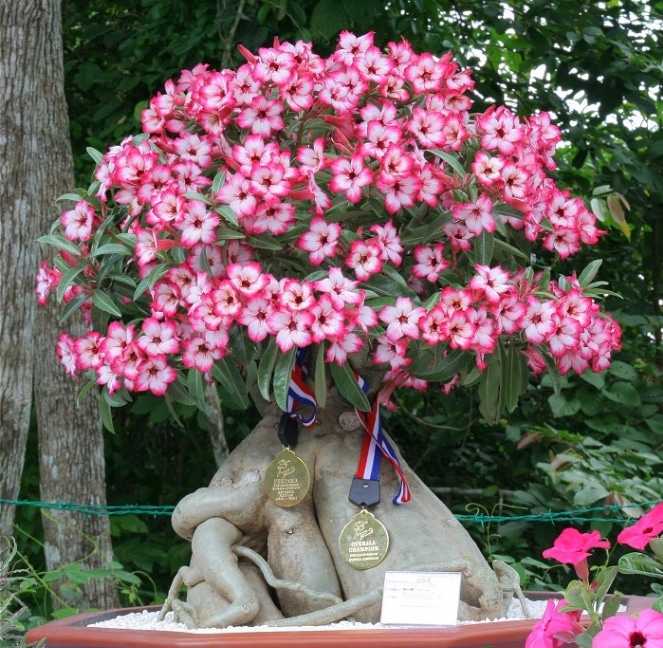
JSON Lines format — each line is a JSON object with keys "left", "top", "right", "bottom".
{"left": 0, "top": 0, "right": 47, "bottom": 537}
{"left": 0, "top": 0, "right": 118, "bottom": 609}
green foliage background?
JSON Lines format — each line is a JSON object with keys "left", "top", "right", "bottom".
{"left": 12, "top": 0, "right": 663, "bottom": 624}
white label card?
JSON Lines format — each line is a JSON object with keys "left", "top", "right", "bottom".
{"left": 380, "top": 571, "right": 462, "bottom": 626}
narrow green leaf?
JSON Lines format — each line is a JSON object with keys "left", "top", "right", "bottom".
{"left": 593, "top": 566, "right": 619, "bottom": 603}
{"left": 38, "top": 234, "right": 83, "bottom": 257}
{"left": 215, "top": 204, "right": 239, "bottom": 227}
{"left": 257, "top": 339, "right": 279, "bottom": 402}
{"left": 473, "top": 230, "right": 494, "bottom": 265}
{"left": 329, "top": 361, "right": 370, "bottom": 411}
{"left": 272, "top": 347, "right": 297, "bottom": 411}
{"left": 211, "top": 170, "right": 226, "bottom": 194}
{"left": 184, "top": 192, "right": 211, "bottom": 204}
{"left": 492, "top": 237, "right": 530, "bottom": 261}
{"left": 501, "top": 343, "right": 525, "bottom": 413}
{"left": 314, "top": 344, "right": 327, "bottom": 409}
{"left": 165, "top": 380, "right": 196, "bottom": 407}
{"left": 540, "top": 350, "right": 562, "bottom": 396}
{"left": 86, "top": 146, "right": 104, "bottom": 164}
{"left": 90, "top": 243, "right": 133, "bottom": 257}
{"left": 410, "top": 347, "right": 464, "bottom": 381}
{"left": 75, "top": 379, "right": 98, "bottom": 408}
{"left": 133, "top": 263, "right": 169, "bottom": 301}
{"left": 92, "top": 290, "right": 123, "bottom": 318}
{"left": 187, "top": 369, "right": 207, "bottom": 412}
{"left": 428, "top": 149, "right": 467, "bottom": 177}
{"left": 578, "top": 259, "right": 603, "bottom": 288}
{"left": 247, "top": 235, "right": 285, "bottom": 251}
{"left": 59, "top": 293, "right": 91, "bottom": 325}
{"left": 229, "top": 326, "right": 255, "bottom": 368}
{"left": 56, "top": 264, "right": 86, "bottom": 303}
{"left": 211, "top": 359, "right": 250, "bottom": 410}
{"left": 56, "top": 191, "right": 86, "bottom": 203}
{"left": 99, "top": 391, "right": 116, "bottom": 433}
{"left": 478, "top": 355, "right": 501, "bottom": 424}
{"left": 380, "top": 262, "right": 413, "bottom": 291}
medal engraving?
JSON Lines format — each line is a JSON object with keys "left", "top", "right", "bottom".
{"left": 263, "top": 448, "right": 310, "bottom": 507}
{"left": 339, "top": 510, "right": 390, "bottom": 570}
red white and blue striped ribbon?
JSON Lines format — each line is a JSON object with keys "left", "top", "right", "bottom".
{"left": 286, "top": 349, "right": 317, "bottom": 427}
{"left": 354, "top": 375, "right": 412, "bottom": 505}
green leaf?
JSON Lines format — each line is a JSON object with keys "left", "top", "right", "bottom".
{"left": 247, "top": 235, "right": 285, "bottom": 251}
{"left": 184, "top": 192, "right": 211, "bottom": 204}
{"left": 473, "top": 230, "right": 494, "bottom": 265}
{"left": 380, "top": 262, "right": 413, "bottom": 291}
{"left": 86, "top": 146, "right": 104, "bottom": 164}
{"left": 187, "top": 369, "right": 207, "bottom": 412}
{"left": 540, "top": 351, "right": 562, "bottom": 396}
{"left": 607, "top": 360, "right": 638, "bottom": 381}
{"left": 601, "top": 595, "right": 623, "bottom": 620}
{"left": 56, "top": 191, "right": 86, "bottom": 203}
{"left": 92, "top": 290, "right": 123, "bottom": 317}
{"left": 593, "top": 566, "right": 619, "bottom": 604}
{"left": 310, "top": 0, "right": 349, "bottom": 39}
{"left": 211, "top": 170, "right": 226, "bottom": 194}
{"left": 165, "top": 379, "right": 196, "bottom": 407}
{"left": 229, "top": 326, "right": 255, "bottom": 368}
{"left": 37, "top": 234, "right": 83, "bottom": 257}
{"left": 577, "top": 259, "right": 603, "bottom": 288}
{"left": 649, "top": 539, "right": 663, "bottom": 564}
{"left": 133, "top": 263, "right": 169, "bottom": 301}
{"left": 618, "top": 552, "right": 663, "bottom": 578}
{"left": 429, "top": 149, "right": 467, "bottom": 177}
{"left": 257, "top": 339, "right": 279, "bottom": 402}
{"left": 314, "top": 344, "right": 327, "bottom": 409}
{"left": 478, "top": 355, "right": 501, "bottom": 425}
{"left": 56, "top": 264, "right": 86, "bottom": 303}
{"left": 410, "top": 347, "right": 464, "bottom": 381}
{"left": 99, "top": 390, "right": 116, "bottom": 433}
{"left": 90, "top": 243, "right": 133, "bottom": 257}
{"left": 59, "top": 293, "right": 91, "bottom": 325}
{"left": 272, "top": 347, "right": 297, "bottom": 411}
{"left": 500, "top": 343, "right": 525, "bottom": 413}
{"left": 329, "top": 361, "right": 370, "bottom": 411}
{"left": 215, "top": 204, "right": 239, "bottom": 228}
{"left": 211, "top": 359, "right": 250, "bottom": 410}
{"left": 548, "top": 392, "right": 581, "bottom": 418}
{"left": 75, "top": 379, "right": 98, "bottom": 408}
{"left": 603, "top": 381, "right": 641, "bottom": 407}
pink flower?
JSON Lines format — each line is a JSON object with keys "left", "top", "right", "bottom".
{"left": 542, "top": 528, "right": 610, "bottom": 582}
{"left": 618, "top": 503, "right": 663, "bottom": 551}
{"left": 593, "top": 609, "right": 663, "bottom": 648}
{"left": 61, "top": 200, "right": 96, "bottom": 241}
{"left": 525, "top": 598, "right": 583, "bottom": 648}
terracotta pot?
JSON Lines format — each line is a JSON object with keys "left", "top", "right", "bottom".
{"left": 25, "top": 594, "right": 654, "bottom": 648}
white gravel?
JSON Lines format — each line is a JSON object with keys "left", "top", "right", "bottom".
{"left": 89, "top": 597, "right": 549, "bottom": 633}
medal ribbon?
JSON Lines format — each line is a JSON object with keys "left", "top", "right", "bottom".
{"left": 285, "top": 348, "right": 317, "bottom": 427}
{"left": 354, "top": 375, "right": 412, "bottom": 505}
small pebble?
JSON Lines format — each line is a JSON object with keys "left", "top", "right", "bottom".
{"left": 89, "top": 598, "right": 551, "bottom": 633}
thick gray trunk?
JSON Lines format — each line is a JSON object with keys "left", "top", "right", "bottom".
{"left": 0, "top": 0, "right": 48, "bottom": 535}
{"left": 0, "top": 0, "right": 118, "bottom": 609}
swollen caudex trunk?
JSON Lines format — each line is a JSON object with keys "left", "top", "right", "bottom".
{"left": 161, "top": 391, "right": 504, "bottom": 628}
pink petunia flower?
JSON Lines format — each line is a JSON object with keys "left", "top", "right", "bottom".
{"left": 542, "top": 528, "right": 610, "bottom": 582}
{"left": 525, "top": 598, "right": 583, "bottom": 648}
{"left": 618, "top": 502, "right": 663, "bottom": 551}
{"left": 593, "top": 608, "right": 663, "bottom": 648}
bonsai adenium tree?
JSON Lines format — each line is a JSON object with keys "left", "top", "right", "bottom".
{"left": 37, "top": 31, "right": 621, "bottom": 627}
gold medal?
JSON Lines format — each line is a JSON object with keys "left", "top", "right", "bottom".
{"left": 338, "top": 509, "right": 390, "bottom": 570}
{"left": 263, "top": 448, "right": 310, "bottom": 508}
